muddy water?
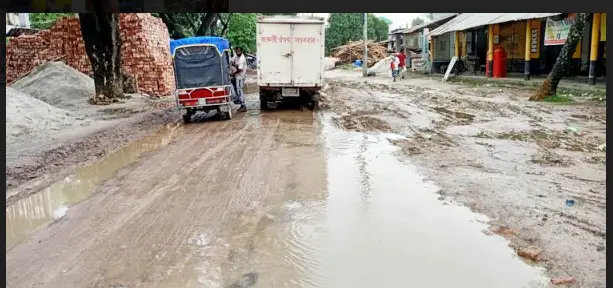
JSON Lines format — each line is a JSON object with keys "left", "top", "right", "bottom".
{"left": 214, "top": 117, "right": 550, "bottom": 288}
{"left": 5, "top": 123, "right": 182, "bottom": 251}
{"left": 6, "top": 108, "right": 550, "bottom": 287}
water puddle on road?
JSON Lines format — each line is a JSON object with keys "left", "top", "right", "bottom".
{"left": 226, "top": 117, "right": 550, "bottom": 288}
{"left": 5, "top": 123, "right": 182, "bottom": 251}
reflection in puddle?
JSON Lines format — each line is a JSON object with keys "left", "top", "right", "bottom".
{"left": 242, "top": 118, "right": 550, "bottom": 288}
{"left": 5, "top": 124, "right": 182, "bottom": 251}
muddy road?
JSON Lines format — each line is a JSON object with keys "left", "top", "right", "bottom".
{"left": 6, "top": 73, "right": 604, "bottom": 287}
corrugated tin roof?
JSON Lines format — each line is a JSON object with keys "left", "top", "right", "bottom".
{"left": 6, "top": 25, "right": 38, "bottom": 36}
{"left": 428, "top": 13, "right": 562, "bottom": 37}
{"left": 391, "top": 14, "right": 459, "bottom": 35}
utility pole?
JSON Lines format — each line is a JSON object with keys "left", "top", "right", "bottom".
{"left": 363, "top": 13, "right": 368, "bottom": 77}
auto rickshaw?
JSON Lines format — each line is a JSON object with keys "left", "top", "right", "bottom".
{"left": 170, "top": 36, "right": 234, "bottom": 123}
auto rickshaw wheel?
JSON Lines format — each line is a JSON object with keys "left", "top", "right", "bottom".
{"left": 183, "top": 109, "right": 194, "bottom": 124}
{"left": 182, "top": 113, "right": 191, "bottom": 124}
{"left": 224, "top": 105, "right": 233, "bottom": 120}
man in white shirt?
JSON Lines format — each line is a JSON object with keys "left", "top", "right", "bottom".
{"left": 231, "top": 46, "right": 247, "bottom": 112}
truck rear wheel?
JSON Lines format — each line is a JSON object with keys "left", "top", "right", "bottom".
{"left": 259, "top": 93, "right": 269, "bottom": 111}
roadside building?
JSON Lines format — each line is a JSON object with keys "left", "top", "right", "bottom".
{"left": 427, "top": 13, "right": 606, "bottom": 84}
{"left": 389, "top": 27, "right": 405, "bottom": 52}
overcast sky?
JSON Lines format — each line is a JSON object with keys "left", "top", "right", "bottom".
{"left": 311, "top": 13, "right": 426, "bottom": 30}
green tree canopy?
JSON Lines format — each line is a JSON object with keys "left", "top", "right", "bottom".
{"left": 226, "top": 13, "right": 257, "bottom": 53}
{"left": 325, "top": 13, "right": 389, "bottom": 53}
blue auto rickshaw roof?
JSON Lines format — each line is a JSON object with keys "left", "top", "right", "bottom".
{"left": 170, "top": 36, "right": 230, "bottom": 56}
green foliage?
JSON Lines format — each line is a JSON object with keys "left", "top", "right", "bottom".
{"left": 29, "top": 13, "right": 74, "bottom": 30}
{"left": 325, "top": 13, "right": 389, "bottom": 54}
{"left": 226, "top": 13, "right": 257, "bottom": 53}
{"left": 544, "top": 94, "right": 574, "bottom": 103}
{"left": 154, "top": 13, "right": 201, "bottom": 39}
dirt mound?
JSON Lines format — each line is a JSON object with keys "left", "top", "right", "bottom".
{"left": 324, "top": 57, "right": 340, "bottom": 71}
{"left": 6, "top": 87, "right": 87, "bottom": 145}
{"left": 10, "top": 61, "right": 95, "bottom": 111}
{"left": 368, "top": 56, "right": 393, "bottom": 75}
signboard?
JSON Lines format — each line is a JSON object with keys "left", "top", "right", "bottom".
{"left": 544, "top": 15, "right": 576, "bottom": 46}
{"left": 530, "top": 29, "right": 538, "bottom": 53}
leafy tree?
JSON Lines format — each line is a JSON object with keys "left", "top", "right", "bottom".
{"left": 29, "top": 13, "right": 74, "bottom": 29}
{"left": 411, "top": 17, "right": 425, "bottom": 27}
{"left": 154, "top": 13, "right": 201, "bottom": 39}
{"left": 368, "top": 14, "right": 389, "bottom": 41}
{"left": 79, "top": 13, "right": 124, "bottom": 103}
{"left": 530, "top": 13, "right": 591, "bottom": 101}
{"left": 325, "top": 13, "right": 389, "bottom": 53}
{"left": 226, "top": 13, "right": 257, "bottom": 53}
{"left": 155, "top": 13, "right": 225, "bottom": 39}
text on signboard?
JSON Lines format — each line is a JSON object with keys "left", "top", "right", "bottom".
{"left": 260, "top": 35, "right": 319, "bottom": 44}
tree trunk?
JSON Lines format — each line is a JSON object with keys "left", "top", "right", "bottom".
{"left": 196, "top": 13, "right": 217, "bottom": 36}
{"left": 79, "top": 13, "right": 124, "bottom": 104}
{"left": 529, "top": 13, "right": 591, "bottom": 101}
{"left": 220, "top": 13, "right": 232, "bottom": 36}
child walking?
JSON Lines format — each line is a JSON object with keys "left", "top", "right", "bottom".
{"left": 390, "top": 55, "right": 400, "bottom": 82}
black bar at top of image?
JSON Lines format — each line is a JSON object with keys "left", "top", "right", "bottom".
{"left": 4, "top": 0, "right": 228, "bottom": 13}
{"left": 4, "top": 0, "right": 608, "bottom": 13}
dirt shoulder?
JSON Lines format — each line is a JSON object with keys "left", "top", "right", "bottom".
{"left": 6, "top": 104, "right": 181, "bottom": 206}
{"left": 6, "top": 62, "right": 182, "bottom": 205}
{"left": 322, "top": 71, "right": 606, "bottom": 287}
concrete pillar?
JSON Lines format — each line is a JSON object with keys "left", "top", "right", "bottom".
{"left": 487, "top": 25, "right": 494, "bottom": 78}
{"left": 588, "top": 13, "right": 601, "bottom": 85}
{"left": 524, "top": 20, "right": 531, "bottom": 80}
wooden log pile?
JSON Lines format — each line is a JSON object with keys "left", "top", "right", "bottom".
{"left": 6, "top": 14, "right": 175, "bottom": 96}
{"left": 331, "top": 40, "right": 389, "bottom": 67}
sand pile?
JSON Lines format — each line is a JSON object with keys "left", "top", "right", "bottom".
{"left": 324, "top": 57, "right": 340, "bottom": 71}
{"left": 10, "top": 62, "right": 95, "bottom": 111}
{"left": 368, "top": 56, "right": 393, "bottom": 75}
{"left": 6, "top": 87, "right": 88, "bottom": 145}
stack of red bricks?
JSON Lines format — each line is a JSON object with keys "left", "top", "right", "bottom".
{"left": 6, "top": 14, "right": 175, "bottom": 96}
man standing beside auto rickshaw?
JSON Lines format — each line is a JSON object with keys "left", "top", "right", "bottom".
{"left": 231, "top": 47, "right": 248, "bottom": 113}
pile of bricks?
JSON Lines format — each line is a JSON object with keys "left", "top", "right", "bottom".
{"left": 6, "top": 14, "right": 175, "bottom": 96}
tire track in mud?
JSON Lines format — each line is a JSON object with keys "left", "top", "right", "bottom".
{"left": 6, "top": 112, "right": 325, "bottom": 288}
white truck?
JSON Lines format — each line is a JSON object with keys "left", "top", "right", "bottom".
{"left": 256, "top": 15, "right": 325, "bottom": 110}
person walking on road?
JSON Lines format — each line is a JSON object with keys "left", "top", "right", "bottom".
{"left": 397, "top": 49, "right": 407, "bottom": 79}
{"left": 390, "top": 54, "right": 400, "bottom": 82}
{"left": 231, "top": 47, "right": 248, "bottom": 113}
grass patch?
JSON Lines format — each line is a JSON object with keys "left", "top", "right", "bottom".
{"left": 556, "top": 87, "right": 606, "bottom": 101}
{"left": 447, "top": 77, "right": 526, "bottom": 89}
{"left": 544, "top": 94, "right": 574, "bottom": 103}
{"left": 339, "top": 64, "right": 358, "bottom": 70}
